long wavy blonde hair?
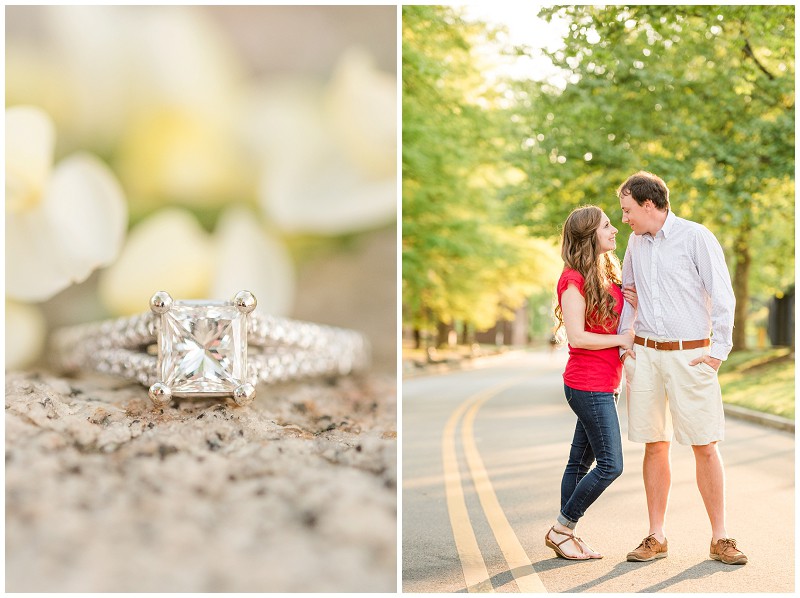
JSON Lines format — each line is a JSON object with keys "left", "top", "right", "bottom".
{"left": 554, "top": 205, "right": 622, "bottom": 335}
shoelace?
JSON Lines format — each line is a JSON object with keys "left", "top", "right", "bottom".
{"left": 718, "top": 538, "right": 738, "bottom": 552}
{"left": 638, "top": 535, "right": 657, "bottom": 550}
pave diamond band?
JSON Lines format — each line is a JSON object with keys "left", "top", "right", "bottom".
{"left": 51, "top": 290, "right": 370, "bottom": 407}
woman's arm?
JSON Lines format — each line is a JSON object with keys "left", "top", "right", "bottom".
{"left": 561, "top": 285, "right": 633, "bottom": 350}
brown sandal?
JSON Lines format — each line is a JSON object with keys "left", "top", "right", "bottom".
{"left": 545, "top": 527, "right": 590, "bottom": 560}
{"left": 575, "top": 537, "right": 604, "bottom": 559}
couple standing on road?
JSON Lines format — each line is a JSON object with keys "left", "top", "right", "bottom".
{"left": 545, "top": 171, "right": 748, "bottom": 566}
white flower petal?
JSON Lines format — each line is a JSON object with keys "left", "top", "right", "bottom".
{"left": 6, "top": 105, "right": 55, "bottom": 213}
{"left": 324, "top": 47, "right": 397, "bottom": 177}
{"left": 5, "top": 300, "right": 46, "bottom": 370}
{"left": 239, "top": 81, "right": 328, "bottom": 164}
{"left": 6, "top": 152, "right": 127, "bottom": 302}
{"left": 98, "top": 208, "right": 215, "bottom": 315}
{"left": 44, "top": 153, "right": 128, "bottom": 274}
{"left": 262, "top": 152, "right": 397, "bottom": 235}
{"left": 6, "top": 208, "right": 72, "bottom": 302}
{"left": 210, "top": 208, "right": 295, "bottom": 317}
{"left": 248, "top": 68, "right": 397, "bottom": 235}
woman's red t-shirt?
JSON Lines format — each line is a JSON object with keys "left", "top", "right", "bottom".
{"left": 557, "top": 268, "right": 623, "bottom": 392}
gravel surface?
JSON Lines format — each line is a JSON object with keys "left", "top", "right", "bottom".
{"left": 6, "top": 369, "right": 396, "bottom": 592}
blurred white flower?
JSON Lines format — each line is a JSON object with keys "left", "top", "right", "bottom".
{"left": 243, "top": 47, "right": 397, "bottom": 235}
{"left": 97, "top": 208, "right": 214, "bottom": 315}
{"left": 99, "top": 207, "right": 294, "bottom": 317}
{"left": 325, "top": 47, "right": 396, "bottom": 178}
{"left": 210, "top": 207, "right": 295, "bottom": 316}
{"left": 6, "top": 105, "right": 128, "bottom": 302}
{"left": 7, "top": 6, "right": 250, "bottom": 212}
{"left": 5, "top": 300, "right": 46, "bottom": 370}
{"left": 115, "top": 107, "right": 252, "bottom": 214}
{"left": 7, "top": 6, "right": 244, "bottom": 151}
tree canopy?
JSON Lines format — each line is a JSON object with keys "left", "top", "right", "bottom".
{"left": 403, "top": 6, "right": 561, "bottom": 339}
{"left": 403, "top": 5, "right": 794, "bottom": 349}
{"left": 509, "top": 5, "right": 794, "bottom": 348}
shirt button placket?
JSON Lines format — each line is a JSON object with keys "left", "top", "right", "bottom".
{"left": 652, "top": 236, "right": 665, "bottom": 337}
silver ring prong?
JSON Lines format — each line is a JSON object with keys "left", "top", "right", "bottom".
{"left": 233, "top": 290, "right": 257, "bottom": 314}
{"left": 233, "top": 383, "right": 256, "bottom": 407}
{"left": 149, "top": 291, "right": 173, "bottom": 314}
{"left": 148, "top": 382, "right": 173, "bottom": 408}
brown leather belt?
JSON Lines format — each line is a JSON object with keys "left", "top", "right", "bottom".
{"left": 634, "top": 336, "right": 710, "bottom": 351}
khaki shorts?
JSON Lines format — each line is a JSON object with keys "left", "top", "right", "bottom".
{"left": 624, "top": 341, "right": 724, "bottom": 446}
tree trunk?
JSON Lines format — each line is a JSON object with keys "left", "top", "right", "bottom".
{"left": 436, "top": 321, "right": 450, "bottom": 348}
{"left": 731, "top": 224, "right": 751, "bottom": 352}
{"left": 413, "top": 328, "right": 422, "bottom": 350}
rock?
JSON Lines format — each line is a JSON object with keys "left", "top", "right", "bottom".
{"left": 5, "top": 370, "right": 396, "bottom": 592}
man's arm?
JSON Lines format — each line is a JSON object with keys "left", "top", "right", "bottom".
{"left": 695, "top": 227, "right": 736, "bottom": 361}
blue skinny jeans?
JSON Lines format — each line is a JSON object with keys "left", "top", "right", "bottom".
{"left": 558, "top": 384, "right": 624, "bottom": 528}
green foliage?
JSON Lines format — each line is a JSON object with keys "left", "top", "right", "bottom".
{"left": 507, "top": 5, "right": 794, "bottom": 346}
{"left": 402, "top": 6, "right": 561, "bottom": 336}
{"left": 402, "top": 5, "right": 794, "bottom": 346}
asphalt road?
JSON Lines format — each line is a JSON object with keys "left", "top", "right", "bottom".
{"left": 402, "top": 349, "right": 794, "bottom": 593}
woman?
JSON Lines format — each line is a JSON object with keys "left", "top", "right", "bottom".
{"left": 545, "top": 205, "right": 636, "bottom": 561}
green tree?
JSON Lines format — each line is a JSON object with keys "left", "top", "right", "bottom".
{"left": 507, "top": 5, "right": 794, "bottom": 349}
{"left": 402, "top": 6, "right": 560, "bottom": 347}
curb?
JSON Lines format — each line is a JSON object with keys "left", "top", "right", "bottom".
{"left": 723, "top": 403, "right": 794, "bottom": 433}
{"left": 404, "top": 353, "right": 795, "bottom": 434}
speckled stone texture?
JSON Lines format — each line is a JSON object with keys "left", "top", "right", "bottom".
{"left": 7, "top": 226, "right": 397, "bottom": 592}
{"left": 6, "top": 366, "right": 396, "bottom": 592}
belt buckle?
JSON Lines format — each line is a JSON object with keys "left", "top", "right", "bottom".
{"left": 653, "top": 340, "right": 664, "bottom": 350}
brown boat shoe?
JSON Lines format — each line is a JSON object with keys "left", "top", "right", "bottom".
{"left": 710, "top": 538, "right": 748, "bottom": 565}
{"left": 626, "top": 533, "right": 668, "bottom": 562}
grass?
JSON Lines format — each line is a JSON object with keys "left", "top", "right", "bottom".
{"left": 718, "top": 347, "right": 795, "bottom": 419}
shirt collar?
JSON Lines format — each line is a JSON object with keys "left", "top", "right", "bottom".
{"left": 641, "top": 210, "right": 675, "bottom": 241}
{"left": 659, "top": 210, "right": 676, "bottom": 238}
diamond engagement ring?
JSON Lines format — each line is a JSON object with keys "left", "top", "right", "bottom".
{"left": 51, "top": 290, "right": 370, "bottom": 408}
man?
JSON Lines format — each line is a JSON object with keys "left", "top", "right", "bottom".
{"left": 616, "top": 171, "right": 747, "bottom": 566}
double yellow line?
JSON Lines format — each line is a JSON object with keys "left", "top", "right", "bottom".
{"left": 442, "top": 377, "right": 548, "bottom": 593}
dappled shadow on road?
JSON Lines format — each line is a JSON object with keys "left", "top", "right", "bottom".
{"left": 533, "top": 558, "right": 632, "bottom": 592}
{"left": 479, "top": 566, "right": 545, "bottom": 593}
{"left": 533, "top": 555, "right": 601, "bottom": 573}
{"left": 531, "top": 557, "right": 741, "bottom": 593}
{"left": 484, "top": 568, "right": 515, "bottom": 591}
{"left": 637, "top": 560, "right": 740, "bottom": 593}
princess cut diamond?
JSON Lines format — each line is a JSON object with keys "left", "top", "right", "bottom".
{"left": 158, "top": 300, "right": 247, "bottom": 396}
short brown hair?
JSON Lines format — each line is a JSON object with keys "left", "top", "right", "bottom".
{"left": 616, "top": 171, "right": 670, "bottom": 211}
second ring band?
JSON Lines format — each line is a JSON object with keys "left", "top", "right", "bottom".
{"left": 51, "top": 290, "right": 371, "bottom": 407}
